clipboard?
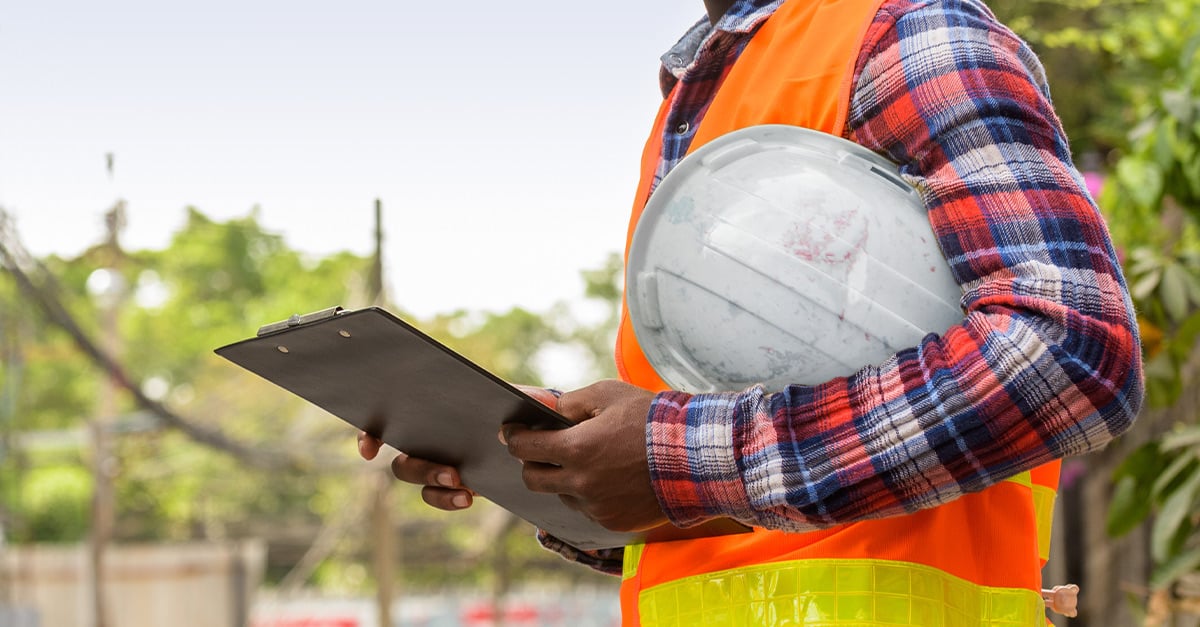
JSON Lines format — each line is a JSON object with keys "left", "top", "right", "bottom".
{"left": 215, "top": 306, "right": 750, "bottom": 550}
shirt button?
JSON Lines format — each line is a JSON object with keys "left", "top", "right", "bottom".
{"left": 675, "top": 121, "right": 690, "bottom": 134}
{"left": 667, "top": 54, "right": 683, "bottom": 65}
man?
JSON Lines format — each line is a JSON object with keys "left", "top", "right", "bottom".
{"left": 361, "top": 0, "right": 1143, "bottom": 623}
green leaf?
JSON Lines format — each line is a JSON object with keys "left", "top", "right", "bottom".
{"left": 1162, "top": 89, "right": 1192, "bottom": 123}
{"left": 1186, "top": 269, "right": 1200, "bottom": 307}
{"left": 1117, "top": 158, "right": 1164, "bottom": 209}
{"left": 1150, "top": 546, "right": 1200, "bottom": 589}
{"left": 1130, "top": 247, "right": 1160, "bottom": 266}
{"left": 1183, "top": 31, "right": 1200, "bottom": 72}
{"left": 1155, "top": 119, "right": 1177, "bottom": 167}
{"left": 1131, "top": 116, "right": 1159, "bottom": 145}
{"left": 1143, "top": 352, "right": 1175, "bottom": 380}
{"left": 1151, "top": 468, "right": 1200, "bottom": 562}
{"left": 1185, "top": 157, "right": 1200, "bottom": 198}
{"left": 1151, "top": 451, "right": 1198, "bottom": 498}
{"left": 1114, "top": 441, "right": 1166, "bottom": 481}
{"left": 1144, "top": 359, "right": 1184, "bottom": 407}
{"left": 1175, "top": 141, "right": 1199, "bottom": 177}
{"left": 1175, "top": 310, "right": 1200, "bottom": 354}
{"left": 1162, "top": 424, "right": 1200, "bottom": 451}
{"left": 1132, "top": 267, "right": 1163, "bottom": 301}
{"left": 1108, "top": 475, "right": 1155, "bottom": 537}
{"left": 1161, "top": 262, "right": 1192, "bottom": 322}
{"left": 1109, "top": 445, "right": 1165, "bottom": 538}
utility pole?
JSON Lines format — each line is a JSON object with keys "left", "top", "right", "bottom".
{"left": 370, "top": 198, "right": 384, "bottom": 307}
{"left": 371, "top": 472, "right": 394, "bottom": 627}
{"left": 86, "top": 154, "right": 125, "bottom": 627}
{"left": 368, "top": 199, "right": 396, "bottom": 627}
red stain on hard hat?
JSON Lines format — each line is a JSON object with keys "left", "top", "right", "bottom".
{"left": 781, "top": 208, "right": 867, "bottom": 265}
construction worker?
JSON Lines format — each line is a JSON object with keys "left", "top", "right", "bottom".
{"left": 360, "top": 0, "right": 1144, "bottom": 623}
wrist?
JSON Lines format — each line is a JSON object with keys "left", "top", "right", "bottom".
{"left": 646, "top": 390, "right": 752, "bottom": 526}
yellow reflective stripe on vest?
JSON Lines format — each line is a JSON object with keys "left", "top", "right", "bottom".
{"left": 1003, "top": 471, "right": 1055, "bottom": 561}
{"left": 1031, "top": 484, "right": 1056, "bottom": 562}
{"left": 637, "top": 558, "right": 1045, "bottom": 626}
{"left": 1002, "top": 470, "right": 1057, "bottom": 562}
{"left": 624, "top": 542, "right": 647, "bottom": 580}
{"left": 1003, "top": 471, "right": 1032, "bottom": 489}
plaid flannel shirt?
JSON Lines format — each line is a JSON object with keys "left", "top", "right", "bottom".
{"left": 539, "top": 0, "right": 1143, "bottom": 574}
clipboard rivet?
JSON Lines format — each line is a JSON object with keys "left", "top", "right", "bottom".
{"left": 276, "top": 345, "right": 290, "bottom": 353}
{"left": 338, "top": 330, "right": 352, "bottom": 338}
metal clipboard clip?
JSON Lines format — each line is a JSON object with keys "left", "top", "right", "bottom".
{"left": 256, "top": 306, "right": 345, "bottom": 337}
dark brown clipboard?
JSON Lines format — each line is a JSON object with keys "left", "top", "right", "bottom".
{"left": 215, "top": 306, "right": 749, "bottom": 550}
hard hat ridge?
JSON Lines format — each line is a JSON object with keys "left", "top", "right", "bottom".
{"left": 626, "top": 125, "right": 964, "bottom": 393}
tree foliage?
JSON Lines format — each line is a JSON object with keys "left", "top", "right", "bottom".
{"left": 0, "top": 207, "right": 623, "bottom": 592}
{"left": 999, "top": 0, "right": 1200, "bottom": 604}
{"left": 14, "top": 0, "right": 1198, "bottom": 605}
{"left": 1096, "top": 0, "right": 1200, "bottom": 599}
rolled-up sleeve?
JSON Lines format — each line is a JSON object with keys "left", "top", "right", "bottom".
{"left": 646, "top": 0, "right": 1144, "bottom": 531}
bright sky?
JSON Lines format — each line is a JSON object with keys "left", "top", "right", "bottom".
{"left": 0, "top": 0, "right": 703, "bottom": 319}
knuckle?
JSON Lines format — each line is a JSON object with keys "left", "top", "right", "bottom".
{"left": 390, "top": 453, "right": 423, "bottom": 484}
{"left": 561, "top": 438, "right": 588, "bottom": 466}
{"left": 520, "top": 464, "right": 544, "bottom": 492}
{"left": 555, "top": 393, "right": 580, "bottom": 418}
{"left": 566, "top": 473, "right": 590, "bottom": 497}
{"left": 389, "top": 454, "right": 407, "bottom": 479}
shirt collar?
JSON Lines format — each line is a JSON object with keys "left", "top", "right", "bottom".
{"left": 659, "top": 0, "right": 785, "bottom": 80}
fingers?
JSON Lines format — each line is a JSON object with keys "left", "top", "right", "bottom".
{"left": 421, "top": 486, "right": 473, "bottom": 511}
{"left": 513, "top": 384, "right": 560, "bottom": 409}
{"left": 357, "top": 431, "right": 383, "bottom": 460}
{"left": 391, "top": 451, "right": 463, "bottom": 489}
{"left": 507, "top": 423, "right": 613, "bottom": 498}
{"left": 502, "top": 424, "right": 579, "bottom": 495}
{"left": 358, "top": 432, "right": 472, "bottom": 512}
{"left": 391, "top": 452, "right": 472, "bottom": 511}
{"left": 502, "top": 423, "right": 571, "bottom": 466}
{"left": 556, "top": 379, "right": 640, "bottom": 423}
{"left": 555, "top": 384, "right": 605, "bottom": 423}
{"left": 521, "top": 460, "right": 572, "bottom": 496}
{"left": 500, "top": 380, "right": 665, "bottom": 531}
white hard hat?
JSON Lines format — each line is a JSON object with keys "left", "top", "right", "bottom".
{"left": 626, "top": 125, "right": 964, "bottom": 394}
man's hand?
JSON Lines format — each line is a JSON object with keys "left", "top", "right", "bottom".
{"left": 501, "top": 379, "right": 668, "bottom": 532}
{"left": 353, "top": 384, "right": 557, "bottom": 512}
{"left": 357, "top": 431, "right": 473, "bottom": 511}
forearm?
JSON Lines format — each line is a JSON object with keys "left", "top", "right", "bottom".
{"left": 646, "top": 0, "right": 1143, "bottom": 531}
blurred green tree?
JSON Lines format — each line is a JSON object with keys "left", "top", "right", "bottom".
{"left": 997, "top": 0, "right": 1200, "bottom": 616}
{"left": 0, "top": 206, "right": 622, "bottom": 595}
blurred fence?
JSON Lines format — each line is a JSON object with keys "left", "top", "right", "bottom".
{"left": 0, "top": 540, "right": 265, "bottom": 627}
{"left": 250, "top": 587, "right": 621, "bottom": 627}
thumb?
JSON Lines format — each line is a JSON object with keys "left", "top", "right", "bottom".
{"left": 555, "top": 380, "right": 657, "bottom": 425}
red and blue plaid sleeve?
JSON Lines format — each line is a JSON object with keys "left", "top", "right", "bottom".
{"left": 646, "top": 0, "right": 1144, "bottom": 530}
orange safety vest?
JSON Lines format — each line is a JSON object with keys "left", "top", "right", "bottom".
{"left": 614, "top": 0, "right": 1062, "bottom": 624}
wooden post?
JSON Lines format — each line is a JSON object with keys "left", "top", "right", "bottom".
{"left": 370, "top": 199, "right": 384, "bottom": 306}
{"left": 88, "top": 199, "right": 125, "bottom": 627}
{"left": 372, "top": 472, "right": 394, "bottom": 627}
{"left": 369, "top": 200, "right": 396, "bottom": 627}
